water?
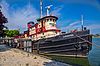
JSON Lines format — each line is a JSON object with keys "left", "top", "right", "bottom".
{"left": 88, "top": 38, "right": 100, "bottom": 66}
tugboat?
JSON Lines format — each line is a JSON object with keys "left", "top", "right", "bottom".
{"left": 17, "top": 0, "right": 92, "bottom": 56}
{"left": 26, "top": 0, "right": 92, "bottom": 56}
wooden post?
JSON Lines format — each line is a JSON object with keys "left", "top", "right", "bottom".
{"left": 37, "top": 42, "right": 40, "bottom": 54}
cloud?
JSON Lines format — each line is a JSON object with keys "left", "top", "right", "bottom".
{"left": 60, "top": 20, "right": 81, "bottom": 32}
{"left": 51, "top": 5, "right": 63, "bottom": 17}
{"left": 0, "top": 0, "right": 9, "bottom": 18}
{"left": 60, "top": 24, "right": 100, "bottom": 34}
{"left": 87, "top": 24, "right": 100, "bottom": 30}
{"left": 87, "top": 24, "right": 100, "bottom": 34}
{"left": 60, "top": 20, "right": 100, "bottom": 34}
{"left": 69, "top": 20, "right": 80, "bottom": 26}
{"left": 0, "top": 0, "right": 39, "bottom": 32}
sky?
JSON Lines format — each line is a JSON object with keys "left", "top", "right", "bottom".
{"left": 0, "top": 0, "right": 100, "bottom": 34}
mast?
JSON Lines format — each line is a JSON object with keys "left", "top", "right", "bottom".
{"left": 81, "top": 15, "right": 84, "bottom": 31}
{"left": 40, "top": 0, "right": 43, "bottom": 18}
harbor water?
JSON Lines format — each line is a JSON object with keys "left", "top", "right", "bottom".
{"left": 88, "top": 38, "right": 100, "bottom": 66}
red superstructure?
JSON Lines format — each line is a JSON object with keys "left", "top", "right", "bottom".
{"left": 27, "top": 16, "right": 61, "bottom": 40}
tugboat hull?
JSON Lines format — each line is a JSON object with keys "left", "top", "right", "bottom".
{"left": 33, "top": 30, "right": 92, "bottom": 56}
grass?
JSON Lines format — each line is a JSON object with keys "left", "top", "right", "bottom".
{"left": 44, "top": 54, "right": 90, "bottom": 66}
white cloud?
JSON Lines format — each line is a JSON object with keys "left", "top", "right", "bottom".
{"left": 69, "top": 20, "right": 80, "bottom": 26}
{"left": 60, "top": 22, "right": 100, "bottom": 33}
{"left": 0, "top": 0, "right": 39, "bottom": 32}
{"left": 60, "top": 20, "right": 81, "bottom": 32}
{"left": 0, "top": 0, "right": 9, "bottom": 18}
{"left": 87, "top": 24, "right": 100, "bottom": 34}
{"left": 51, "top": 5, "right": 63, "bottom": 17}
{"left": 87, "top": 24, "right": 100, "bottom": 30}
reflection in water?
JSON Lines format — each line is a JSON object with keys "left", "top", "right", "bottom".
{"left": 88, "top": 38, "right": 100, "bottom": 66}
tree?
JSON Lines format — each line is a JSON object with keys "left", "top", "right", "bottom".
{"left": 4, "top": 30, "right": 19, "bottom": 37}
{"left": 0, "top": 5, "right": 8, "bottom": 37}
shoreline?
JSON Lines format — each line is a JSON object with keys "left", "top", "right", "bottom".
{"left": 0, "top": 45, "right": 71, "bottom": 66}
{"left": 92, "top": 36, "right": 100, "bottom": 38}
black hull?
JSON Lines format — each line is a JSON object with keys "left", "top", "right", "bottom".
{"left": 33, "top": 30, "right": 92, "bottom": 56}
{"left": 1, "top": 30, "right": 92, "bottom": 56}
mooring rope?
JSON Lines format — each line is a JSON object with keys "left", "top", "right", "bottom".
{"left": 74, "top": 34, "right": 100, "bottom": 48}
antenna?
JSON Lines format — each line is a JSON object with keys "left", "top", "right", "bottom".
{"left": 81, "top": 15, "right": 84, "bottom": 31}
{"left": 40, "top": 0, "right": 43, "bottom": 18}
{"left": 45, "top": 5, "right": 53, "bottom": 16}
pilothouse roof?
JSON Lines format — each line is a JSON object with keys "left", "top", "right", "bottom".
{"left": 37, "top": 15, "right": 58, "bottom": 22}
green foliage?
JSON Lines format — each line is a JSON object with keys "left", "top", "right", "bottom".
{"left": 93, "top": 34, "right": 100, "bottom": 38}
{"left": 4, "top": 30, "right": 19, "bottom": 37}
